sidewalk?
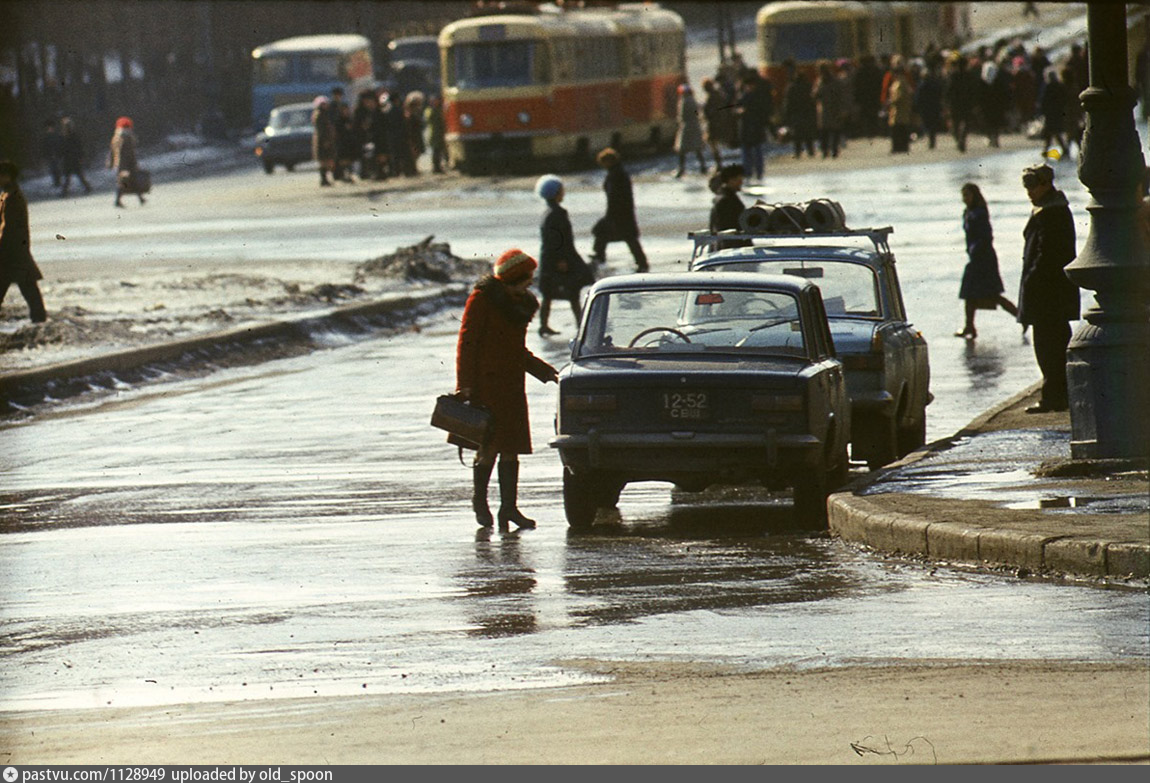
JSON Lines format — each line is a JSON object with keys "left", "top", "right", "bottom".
{"left": 829, "top": 382, "right": 1150, "bottom": 581}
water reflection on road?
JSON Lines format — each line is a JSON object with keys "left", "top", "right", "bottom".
{"left": 2, "top": 322, "right": 1146, "bottom": 712}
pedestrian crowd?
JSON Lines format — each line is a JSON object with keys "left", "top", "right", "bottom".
{"left": 671, "top": 38, "right": 1091, "bottom": 181}
{"left": 310, "top": 85, "right": 446, "bottom": 187}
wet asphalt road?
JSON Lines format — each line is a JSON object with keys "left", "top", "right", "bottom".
{"left": 2, "top": 316, "right": 1147, "bottom": 712}
{"left": 4, "top": 141, "right": 1149, "bottom": 711}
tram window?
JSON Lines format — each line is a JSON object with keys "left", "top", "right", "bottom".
{"left": 574, "top": 37, "right": 623, "bottom": 81}
{"left": 765, "top": 22, "right": 841, "bottom": 63}
{"left": 629, "top": 35, "right": 650, "bottom": 76}
{"left": 451, "top": 41, "right": 536, "bottom": 88}
{"left": 552, "top": 38, "right": 574, "bottom": 81}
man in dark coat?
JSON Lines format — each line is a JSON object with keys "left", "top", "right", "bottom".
{"left": 946, "top": 56, "right": 976, "bottom": 153}
{"left": 709, "top": 163, "right": 745, "bottom": 233}
{"left": 736, "top": 70, "right": 773, "bottom": 180}
{"left": 1039, "top": 69, "right": 1070, "bottom": 159}
{"left": 853, "top": 55, "right": 884, "bottom": 138}
{"left": 40, "top": 119, "right": 62, "bottom": 188}
{"left": 590, "top": 147, "right": 647, "bottom": 273}
{"left": 0, "top": 160, "right": 48, "bottom": 324}
{"left": 708, "top": 163, "right": 751, "bottom": 251}
{"left": 58, "top": 116, "right": 92, "bottom": 195}
{"left": 781, "top": 60, "right": 816, "bottom": 158}
{"left": 1018, "top": 164, "right": 1079, "bottom": 413}
{"left": 914, "top": 59, "right": 945, "bottom": 149}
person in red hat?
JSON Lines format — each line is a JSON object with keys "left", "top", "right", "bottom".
{"left": 455, "top": 248, "right": 558, "bottom": 529}
{"left": 108, "top": 116, "right": 144, "bottom": 207}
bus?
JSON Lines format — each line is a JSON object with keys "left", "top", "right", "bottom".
{"left": 439, "top": 4, "right": 685, "bottom": 174}
{"left": 250, "top": 34, "right": 375, "bottom": 130}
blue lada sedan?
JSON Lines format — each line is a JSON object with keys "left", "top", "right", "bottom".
{"left": 550, "top": 272, "right": 851, "bottom": 529}
{"left": 690, "top": 227, "right": 931, "bottom": 469}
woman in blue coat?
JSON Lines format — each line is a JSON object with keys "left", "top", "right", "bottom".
{"left": 956, "top": 183, "right": 1018, "bottom": 338}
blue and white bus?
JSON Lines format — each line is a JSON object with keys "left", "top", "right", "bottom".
{"left": 250, "top": 34, "right": 375, "bottom": 129}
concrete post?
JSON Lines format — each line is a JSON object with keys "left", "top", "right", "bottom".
{"left": 1064, "top": 3, "right": 1150, "bottom": 460}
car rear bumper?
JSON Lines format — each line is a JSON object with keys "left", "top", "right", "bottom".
{"left": 550, "top": 430, "right": 823, "bottom": 479}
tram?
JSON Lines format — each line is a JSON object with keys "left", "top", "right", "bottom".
{"left": 439, "top": 3, "right": 685, "bottom": 173}
{"left": 756, "top": 2, "right": 965, "bottom": 95}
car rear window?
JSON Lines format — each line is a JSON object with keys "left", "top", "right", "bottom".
{"left": 578, "top": 288, "right": 807, "bottom": 358}
{"left": 708, "top": 260, "right": 881, "bottom": 318}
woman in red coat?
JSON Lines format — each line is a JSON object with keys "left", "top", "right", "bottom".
{"left": 456, "top": 249, "right": 558, "bottom": 528}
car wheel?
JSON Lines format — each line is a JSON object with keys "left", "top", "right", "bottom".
{"left": 563, "top": 469, "right": 599, "bottom": 529}
{"left": 792, "top": 461, "right": 829, "bottom": 527}
{"left": 897, "top": 410, "right": 927, "bottom": 458}
{"left": 285, "top": 163, "right": 296, "bottom": 172}
{"left": 262, "top": 160, "right": 275, "bottom": 174}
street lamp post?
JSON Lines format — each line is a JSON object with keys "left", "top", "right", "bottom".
{"left": 1064, "top": 2, "right": 1150, "bottom": 460}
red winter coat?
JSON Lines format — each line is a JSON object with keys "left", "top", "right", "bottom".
{"left": 455, "top": 277, "right": 555, "bottom": 454}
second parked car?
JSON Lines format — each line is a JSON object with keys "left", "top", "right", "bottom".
{"left": 690, "top": 226, "right": 931, "bottom": 469}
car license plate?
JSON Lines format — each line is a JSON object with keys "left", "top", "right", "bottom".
{"left": 662, "top": 391, "right": 708, "bottom": 420}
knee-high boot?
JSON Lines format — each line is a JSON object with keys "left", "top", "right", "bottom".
{"left": 473, "top": 461, "right": 495, "bottom": 527}
{"left": 497, "top": 459, "right": 536, "bottom": 529}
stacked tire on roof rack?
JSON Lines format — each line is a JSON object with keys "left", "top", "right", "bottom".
{"left": 737, "top": 199, "right": 847, "bottom": 234}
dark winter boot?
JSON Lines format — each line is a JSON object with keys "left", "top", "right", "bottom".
{"left": 472, "top": 461, "right": 495, "bottom": 527}
{"left": 497, "top": 460, "right": 536, "bottom": 529}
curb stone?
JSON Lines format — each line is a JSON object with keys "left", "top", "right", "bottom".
{"left": 828, "top": 380, "right": 1150, "bottom": 580}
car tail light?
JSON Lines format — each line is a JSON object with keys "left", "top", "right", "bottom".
{"left": 751, "top": 393, "right": 803, "bottom": 412}
{"left": 564, "top": 394, "right": 617, "bottom": 411}
{"left": 841, "top": 353, "right": 884, "bottom": 370}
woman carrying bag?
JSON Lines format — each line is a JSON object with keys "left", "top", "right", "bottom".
{"left": 456, "top": 249, "right": 558, "bottom": 529}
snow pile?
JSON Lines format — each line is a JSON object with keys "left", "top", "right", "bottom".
{"left": 354, "top": 236, "right": 489, "bottom": 284}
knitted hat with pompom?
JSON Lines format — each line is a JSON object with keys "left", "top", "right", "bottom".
{"left": 493, "top": 248, "right": 537, "bottom": 283}
{"left": 535, "top": 174, "right": 563, "bottom": 201}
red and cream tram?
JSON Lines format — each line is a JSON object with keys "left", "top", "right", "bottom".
{"left": 756, "top": 1, "right": 970, "bottom": 98}
{"left": 439, "top": 4, "right": 685, "bottom": 173}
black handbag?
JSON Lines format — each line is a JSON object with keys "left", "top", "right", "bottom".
{"left": 431, "top": 393, "right": 493, "bottom": 450}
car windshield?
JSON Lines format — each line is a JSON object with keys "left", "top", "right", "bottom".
{"left": 270, "top": 108, "right": 312, "bottom": 129}
{"left": 705, "top": 259, "right": 881, "bottom": 318}
{"left": 577, "top": 287, "right": 806, "bottom": 358}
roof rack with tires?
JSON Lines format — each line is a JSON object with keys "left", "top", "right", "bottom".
{"left": 688, "top": 199, "right": 893, "bottom": 261}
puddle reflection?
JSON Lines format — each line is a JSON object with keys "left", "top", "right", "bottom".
{"left": 962, "top": 340, "right": 1006, "bottom": 391}
{"left": 457, "top": 528, "right": 538, "bottom": 638}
